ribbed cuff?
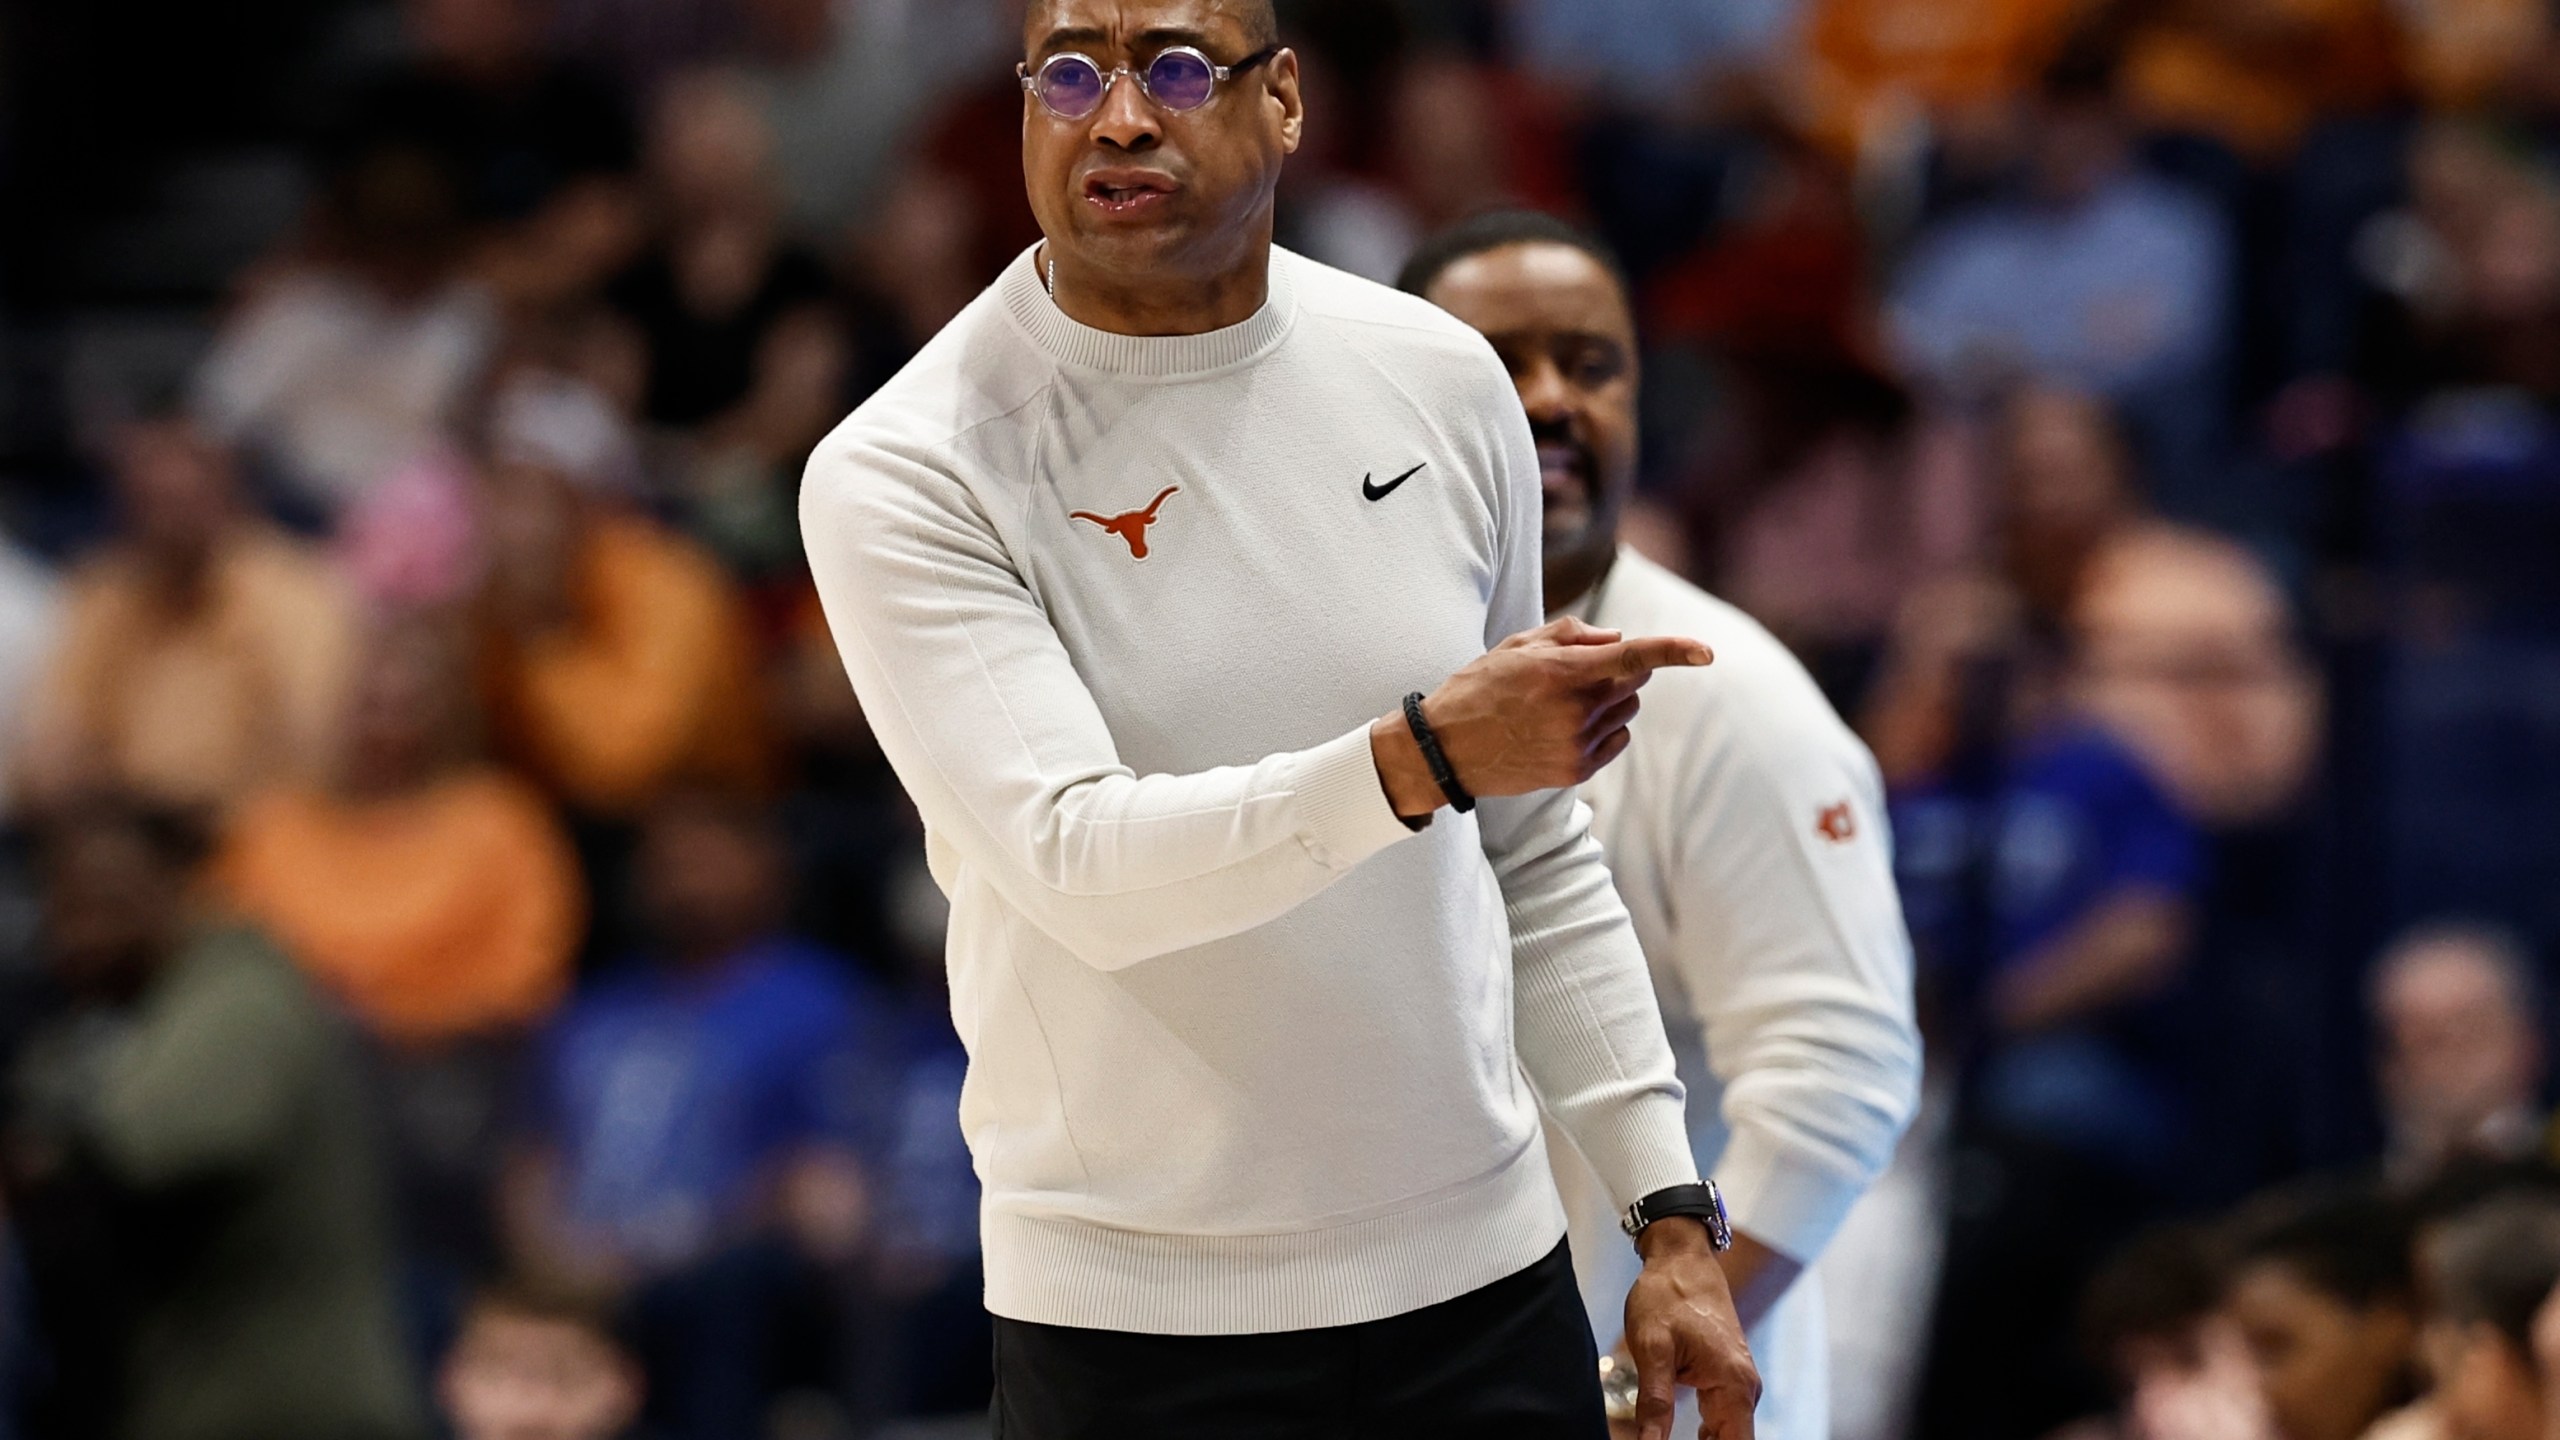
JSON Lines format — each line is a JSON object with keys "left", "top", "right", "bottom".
{"left": 1291, "top": 722, "right": 1424, "bottom": 871}
{"left": 1714, "top": 1125, "right": 1870, "bottom": 1264}
{"left": 1570, "top": 1087, "right": 1700, "bottom": 1213}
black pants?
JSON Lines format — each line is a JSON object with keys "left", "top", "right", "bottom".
{"left": 992, "top": 1238, "right": 1608, "bottom": 1439}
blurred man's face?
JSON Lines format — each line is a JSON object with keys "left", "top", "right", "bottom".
{"left": 638, "top": 806, "right": 784, "bottom": 963}
{"left": 2376, "top": 943, "right": 2542, "bottom": 1151}
{"left": 2429, "top": 1323, "right": 2545, "bottom": 1440}
{"left": 345, "top": 625, "right": 460, "bottom": 791}
{"left": 117, "top": 420, "right": 236, "bottom": 568}
{"left": 2226, "top": 1262, "right": 2413, "bottom": 1440}
{"left": 1424, "top": 241, "right": 1640, "bottom": 609}
{"left": 440, "top": 1309, "right": 641, "bottom": 1440}
{"left": 1019, "top": 0, "right": 1302, "bottom": 288}
{"left": 43, "top": 822, "right": 180, "bottom": 1000}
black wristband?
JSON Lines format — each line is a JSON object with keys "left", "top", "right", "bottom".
{"left": 1401, "top": 691, "right": 1476, "bottom": 815}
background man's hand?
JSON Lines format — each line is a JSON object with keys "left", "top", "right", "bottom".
{"left": 1373, "top": 617, "right": 1712, "bottom": 819}
{"left": 1623, "top": 1216, "right": 1760, "bottom": 1440}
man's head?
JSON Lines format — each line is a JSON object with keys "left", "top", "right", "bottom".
{"left": 1018, "top": 0, "right": 1301, "bottom": 294}
{"left": 1401, "top": 212, "right": 1640, "bottom": 611}
{"left": 636, "top": 789, "right": 789, "bottom": 967}
{"left": 39, "top": 799, "right": 211, "bottom": 1003}
{"left": 344, "top": 615, "right": 476, "bottom": 795}
{"left": 439, "top": 1278, "right": 644, "bottom": 1440}
{"left": 2372, "top": 923, "right": 2545, "bottom": 1173}
{"left": 2222, "top": 1188, "right": 2419, "bottom": 1440}
{"left": 114, "top": 415, "right": 240, "bottom": 581}
{"left": 2417, "top": 1196, "right": 2560, "bottom": 1440}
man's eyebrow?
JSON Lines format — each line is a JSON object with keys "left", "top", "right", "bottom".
{"left": 1032, "top": 24, "right": 1224, "bottom": 56}
{"left": 1133, "top": 26, "right": 1219, "bottom": 50}
{"left": 1033, "top": 25, "right": 1111, "bottom": 54}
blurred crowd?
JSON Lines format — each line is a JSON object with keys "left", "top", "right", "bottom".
{"left": 1, "top": 0, "right": 2559, "bottom": 1437}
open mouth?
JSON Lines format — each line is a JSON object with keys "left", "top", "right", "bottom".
{"left": 1082, "top": 170, "right": 1178, "bottom": 215}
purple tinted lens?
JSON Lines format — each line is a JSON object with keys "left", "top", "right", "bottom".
{"left": 1144, "top": 50, "right": 1217, "bottom": 110}
{"left": 1040, "top": 55, "right": 1106, "bottom": 116}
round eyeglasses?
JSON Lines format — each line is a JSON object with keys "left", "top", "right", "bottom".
{"left": 1019, "top": 44, "right": 1281, "bottom": 121}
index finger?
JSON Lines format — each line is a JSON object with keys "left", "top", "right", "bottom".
{"left": 1603, "top": 635, "right": 1714, "bottom": 679}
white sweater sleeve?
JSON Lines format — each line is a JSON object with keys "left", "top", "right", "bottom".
{"left": 800, "top": 434, "right": 1421, "bottom": 973}
{"left": 1473, "top": 406, "right": 1699, "bottom": 1212}
{"left": 1676, "top": 702, "right": 1922, "bottom": 1263}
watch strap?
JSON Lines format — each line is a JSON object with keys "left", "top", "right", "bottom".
{"left": 1621, "top": 1180, "right": 1734, "bottom": 1251}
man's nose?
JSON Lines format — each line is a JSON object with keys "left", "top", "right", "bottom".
{"left": 1089, "top": 70, "right": 1161, "bottom": 150}
{"left": 1519, "top": 357, "right": 1574, "bottom": 422}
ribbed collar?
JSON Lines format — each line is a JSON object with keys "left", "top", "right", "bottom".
{"left": 999, "top": 243, "right": 1299, "bottom": 379}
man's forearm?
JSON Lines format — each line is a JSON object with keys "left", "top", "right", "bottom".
{"left": 1717, "top": 1230, "right": 1806, "bottom": 1329}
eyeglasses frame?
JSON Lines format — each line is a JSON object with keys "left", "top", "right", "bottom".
{"left": 1017, "top": 43, "right": 1284, "bottom": 121}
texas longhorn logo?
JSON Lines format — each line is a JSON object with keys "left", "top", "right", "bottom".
{"left": 1071, "top": 485, "right": 1180, "bottom": 559}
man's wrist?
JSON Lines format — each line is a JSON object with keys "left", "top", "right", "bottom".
{"left": 1369, "top": 710, "right": 1444, "bottom": 822}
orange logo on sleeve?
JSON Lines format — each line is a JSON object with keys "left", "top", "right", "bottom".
{"left": 1071, "top": 486, "right": 1179, "bottom": 559}
{"left": 1816, "top": 801, "right": 1857, "bottom": 844}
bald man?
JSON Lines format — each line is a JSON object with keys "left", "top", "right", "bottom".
{"left": 800, "top": 4, "right": 1760, "bottom": 1436}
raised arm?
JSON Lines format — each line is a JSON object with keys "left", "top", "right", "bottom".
{"left": 802, "top": 431, "right": 1706, "bottom": 973}
{"left": 802, "top": 439, "right": 1420, "bottom": 971}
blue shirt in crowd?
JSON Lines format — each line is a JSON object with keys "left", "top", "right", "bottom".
{"left": 1894, "top": 725, "right": 2205, "bottom": 1169}
{"left": 533, "top": 939, "right": 894, "bottom": 1269}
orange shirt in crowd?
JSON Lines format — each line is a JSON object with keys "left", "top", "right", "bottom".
{"left": 217, "top": 769, "right": 585, "bottom": 1043}
{"left": 1799, "top": 0, "right": 2082, "bottom": 158}
{"left": 17, "top": 529, "right": 355, "bottom": 815}
{"left": 2390, "top": 0, "right": 2549, "bottom": 109}
{"left": 482, "top": 514, "right": 770, "bottom": 815}
{"left": 2120, "top": 0, "right": 2402, "bottom": 158}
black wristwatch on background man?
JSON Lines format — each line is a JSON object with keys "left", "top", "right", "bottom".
{"left": 1622, "top": 1180, "right": 1734, "bottom": 1251}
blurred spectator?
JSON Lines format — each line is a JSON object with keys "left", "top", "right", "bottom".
{"left": 738, "top": 0, "right": 1012, "bottom": 242}
{"left": 215, "top": 614, "right": 582, "bottom": 1045}
{"left": 2371, "top": 923, "right": 2549, "bottom": 1187}
{"left": 439, "top": 1277, "right": 644, "bottom": 1440}
{"left": 1864, "top": 386, "right": 2140, "bottom": 794}
{"left": 2117, "top": 0, "right": 2402, "bottom": 163}
{"left": 2390, "top": 0, "right": 2553, "bottom": 112}
{"left": 2061, "top": 1225, "right": 2277, "bottom": 1440}
{"left": 2418, "top": 1195, "right": 2560, "bottom": 1440}
{"left": 607, "top": 71, "right": 835, "bottom": 430}
{"left": 472, "top": 370, "right": 769, "bottom": 818}
{"left": 1795, "top": 0, "right": 2075, "bottom": 165}
{"left": 16, "top": 416, "right": 357, "bottom": 817}
{"left": 2367, "top": 127, "right": 2560, "bottom": 404}
{"left": 0, "top": 540, "right": 59, "bottom": 822}
{"left": 2070, "top": 526, "right": 2323, "bottom": 827}
{"left": 1887, "top": 55, "right": 2233, "bottom": 477}
{"left": 333, "top": 0, "right": 646, "bottom": 319}
{"left": 194, "top": 134, "right": 497, "bottom": 515}
{"left": 503, "top": 792, "right": 884, "bottom": 1439}
{"left": 7, "top": 800, "right": 425, "bottom": 1440}
{"left": 1513, "top": 0, "right": 1797, "bottom": 94}
{"left": 2222, "top": 1186, "right": 2423, "bottom": 1440}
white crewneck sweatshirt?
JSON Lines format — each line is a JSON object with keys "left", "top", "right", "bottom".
{"left": 800, "top": 245, "right": 1696, "bottom": 1335}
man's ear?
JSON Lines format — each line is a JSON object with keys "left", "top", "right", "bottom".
{"left": 1269, "top": 47, "right": 1303, "bottom": 155}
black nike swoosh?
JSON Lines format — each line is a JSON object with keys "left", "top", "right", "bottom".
{"left": 1362, "top": 462, "right": 1426, "bottom": 502}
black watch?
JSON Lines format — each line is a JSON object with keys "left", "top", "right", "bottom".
{"left": 1621, "top": 1180, "right": 1733, "bottom": 1251}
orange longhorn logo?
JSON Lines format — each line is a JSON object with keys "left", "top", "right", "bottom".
{"left": 1071, "top": 486, "right": 1180, "bottom": 559}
